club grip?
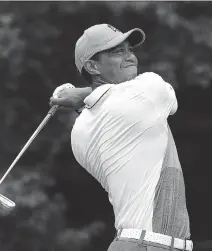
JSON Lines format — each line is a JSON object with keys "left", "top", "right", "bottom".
{"left": 48, "top": 105, "right": 59, "bottom": 116}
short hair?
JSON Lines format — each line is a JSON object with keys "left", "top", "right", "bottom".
{"left": 81, "top": 53, "right": 100, "bottom": 85}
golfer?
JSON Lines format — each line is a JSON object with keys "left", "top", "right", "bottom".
{"left": 50, "top": 24, "right": 193, "bottom": 251}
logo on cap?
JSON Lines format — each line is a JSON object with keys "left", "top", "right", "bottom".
{"left": 107, "top": 24, "right": 120, "bottom": 32}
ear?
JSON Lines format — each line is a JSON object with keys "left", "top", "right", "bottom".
{"left": 84, "top": 60, "right": 100, "bottom": 75}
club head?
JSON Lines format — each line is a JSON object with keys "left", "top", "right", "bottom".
{"left": 0, "top": 194, "right": 16, "bottom": 214}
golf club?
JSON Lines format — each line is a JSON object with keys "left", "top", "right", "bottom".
{"left": 0, "top": 83, "right": 77, "bottom": 212}
{"left": 0, "top": 104, "right": 59, "bottom": 212}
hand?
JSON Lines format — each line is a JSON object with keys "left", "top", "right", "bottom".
{"left": 49, "top": 83, "right": 85, "bottom": 110}
{"left": 49, "top": 83, "right": 84, "bottom": 130}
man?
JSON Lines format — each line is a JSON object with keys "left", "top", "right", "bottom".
{"left": 50, "top": 24, "right": 193, "bottom": 251}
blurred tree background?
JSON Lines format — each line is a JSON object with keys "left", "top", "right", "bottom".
{"left": 0, "top": 1, "right": 211, "bottom": 251}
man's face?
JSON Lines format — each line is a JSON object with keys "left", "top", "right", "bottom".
{"left": 96, "top": 41, "right": 138, "bottom": 84}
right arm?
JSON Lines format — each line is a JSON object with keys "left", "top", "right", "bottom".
{"left": 49, "top": 86, "right": 92, "bottom": 130}
{"left": 50, "top": 87, "right": 92, "bottom": 110}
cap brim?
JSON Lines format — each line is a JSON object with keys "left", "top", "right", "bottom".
{"left": 100, "top": 28, "right": 145, "bottom": 52}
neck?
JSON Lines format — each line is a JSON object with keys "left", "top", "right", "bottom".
{"left": 91, "top": 76, "right": 118, "bottom": 90}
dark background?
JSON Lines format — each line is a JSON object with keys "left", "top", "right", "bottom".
{"left": 0, "top": 1, "right": 211, "bottom": 251}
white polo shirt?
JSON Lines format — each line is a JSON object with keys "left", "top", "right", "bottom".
{"left": 71, "top": 72, "right": 190, "bottom": 238}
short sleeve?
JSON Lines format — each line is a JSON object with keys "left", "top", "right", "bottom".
{"left": 130, "top": 72, "right": 178, "bottom": 118}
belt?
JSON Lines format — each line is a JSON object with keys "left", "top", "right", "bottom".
{"left": 117, "top": 229, "right": 193, "bottom": 251}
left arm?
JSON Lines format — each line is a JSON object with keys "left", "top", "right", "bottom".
{"left": 132, "top": 72, "right": 178, "bottom": 118}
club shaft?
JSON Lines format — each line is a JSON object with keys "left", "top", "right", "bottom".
{"left": 0, "top": 105, "right": 59, "bottom": 185}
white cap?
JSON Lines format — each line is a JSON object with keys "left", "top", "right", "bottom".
{"left": 75, "top": 24, "right": 145, "bottom": 73}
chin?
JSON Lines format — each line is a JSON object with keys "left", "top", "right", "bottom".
{"left": 124, "top": 68, "right": 138, "bottom": 81}
{"left": 125, "top": 72, "right": 138, "bottom": 81}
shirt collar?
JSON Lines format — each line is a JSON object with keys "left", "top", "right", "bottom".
{"left": 84, "top": 84, "right": 114, "bottom": 109}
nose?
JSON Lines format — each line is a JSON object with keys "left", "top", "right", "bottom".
{"left": 126, "top": 50, "right": 138, "bottom": 65}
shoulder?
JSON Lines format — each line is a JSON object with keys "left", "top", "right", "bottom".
{"left": 116, "top": 72, "right": 165, "bottom": 92}
{"left": 134, "top": 72, "right": 165, "bottom": 86}
{"left": 131, "top": 72, "right": 173, "bottom": 95}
